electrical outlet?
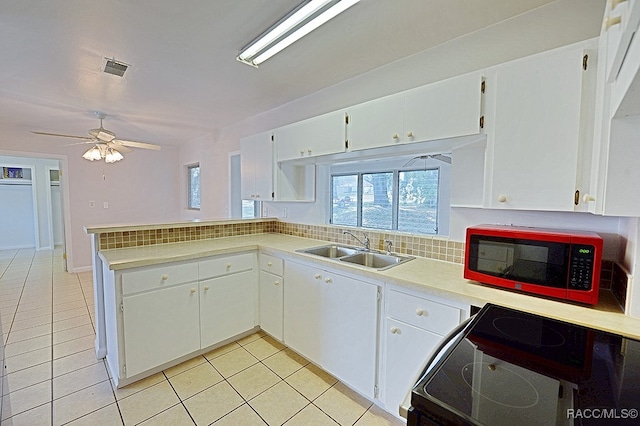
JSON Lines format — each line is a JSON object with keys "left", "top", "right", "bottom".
{"left": 283, "top": 207, "right": 288, "bottom": 218}
{"left": 103, "top": 202, "right": 109, "bottom": 209}
{"left": 89, "top": 201, "right": 95, "bottom": 208}
{"left": 262, "top": 204, "right": 268, "bottom": 217}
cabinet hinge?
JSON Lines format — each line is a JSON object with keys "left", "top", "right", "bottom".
{"left": 345, "top": 140, "right": 349, "bottom": 150}
{"left": 374, "top": 384, "right": 379, "bottom": 398}
{"left": 377, "top": 287, "right": 382, "bottom": 301}
{"left": 271, "top": 134, "right": 274, "bottom": 142}
{"left": 479, "top": 116, "right": 485, "bottom": 129}
{"left": 583, "top": 54, "right": 588, "bottom": 71}
{"left": 481, "top": 80, "right": 485, "bottom": 94}
{"left": 271, "top": 191, "right": 275, "bottom": 199}
{"left": 123, "top": 365, "right": 126, "bottom": 374}
{"left": 62, "top": 252, "right": 67, "bottom": 260}
{"left": 120, "top": 302, "right": 124, "bottom": 313}
{"left": 345, "top": 113, "right": 350, "bottom": 125}
{"left": 574, "top": 189, "right": 580, "bottom": 206}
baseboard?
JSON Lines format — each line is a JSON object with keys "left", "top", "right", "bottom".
{"left": 0, "top": 244, "right": 35, "bottom": 251}
{"left": 71, "top": 266, "right": 93, "bottom": 273}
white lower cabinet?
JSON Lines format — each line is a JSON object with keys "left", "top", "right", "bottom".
{"left": 381, "top": 287, "right": 469, "bottom": 418}
{"left": 200, "top": 270, "right": 257, "bottom": 348}
{"left": 259, "top": 253, "right": 284, "bottom": 341}
{"left": 122, "top": 281, "right": 200, "bottom": 377}
{"left": 283, "top": 260, "right": 379, "bottom": 399}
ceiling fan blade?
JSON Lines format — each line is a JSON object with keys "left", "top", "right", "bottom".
{"left": 432, "top": 154, "right": 452, "bottom": 164}
{"left": 112, "top": 139, "right": 161, "bottom": 150}
{"left": 31, "top": 131, "right": 93, "bottom": 141}
{"left": 107, "top": 142, "right": 132, "bottom": 153}
{"left": 63, "top": 140, "right": 97, "bottom": 146}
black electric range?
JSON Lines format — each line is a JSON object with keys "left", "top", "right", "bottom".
{"left": 408, "top": 304, "right": 640, "bottom": 425}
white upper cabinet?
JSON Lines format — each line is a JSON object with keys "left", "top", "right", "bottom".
{"left": 485, "top": 40, "right": 596, "bottom": 211}
{"left": 602, "top": 0, "right": 640, "bottom": 83}
{"left": 346, "top": 73, "right": 484, "bottom": 151}
{"left": 275, "top": 110, "right": 346, "bottom": 162}
{"left": 240, "top": 131, "right": 273, "bottom": 201}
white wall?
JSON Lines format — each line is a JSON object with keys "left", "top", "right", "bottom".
{"left": 0, "top": 131, "right": 182, "bottom": 271}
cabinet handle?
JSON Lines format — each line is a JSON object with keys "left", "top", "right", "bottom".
{"left": 605, "top": 15, "right": 622, "bottom": 29}
{"left": 307, "top": 149, "right": 312, "bottom": 155}
{"left": 497, "top": 195, "right": 507, "bottom": 203}
{"left": 406, "top": 131, "right": 414, "bottom": 139}
{"left": 416, "top": 309, "right": 426, "bottom": 317}
{"left": 267, "top": 262, "right": 273, "bottom": 267}
{"left": 392, "top": 133, "right": 400, "bottom": 141}
{"left": 300, "top": 150, "right": 305, "bottom": 156}
{"left": 161, "top": 274, "right": 169, "bottom": 281}
{"left": 611, "top": 0, "right": 627, "bottom": 10}
{"left": 314, "top": 274, "right": 322, "bottom": 279}
{"left": 226, "top": 263, "right": 232, "bottom": 269}
{"left": 203, "top": 285, "right": 209, "bottom": 291}
{"left": 583, "top": 194, "right": 596, "bottom": 203}
{"left": 274, "top": 280, "right": 280, "bottom": 286}
{"left": 325, "top": 278, "right": 333, "bottom": 284}
{"left": 190, "top": 288, "right": 196, "bottom": 294}
{"left": 390, "top": 327, "right": 400, "bottom": 334}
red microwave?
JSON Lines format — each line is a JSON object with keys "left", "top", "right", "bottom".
{"left": 464, "top": 225, "right": 603, "bottom": 305}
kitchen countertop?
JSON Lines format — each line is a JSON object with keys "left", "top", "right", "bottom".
{"left": 98, "top": 233, "right": 640, "bottom": 340}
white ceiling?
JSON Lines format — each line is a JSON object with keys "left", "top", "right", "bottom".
{"left": 0, "top": 0, "right": 605, "bottom": 149}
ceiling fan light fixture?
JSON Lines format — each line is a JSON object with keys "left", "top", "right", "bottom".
{"left": 237, "top": 0, "right": 360, "bottom": 67}
{"left": 105, "top": 148, "right": 124, "bottom": 163}
{"left": 82, "top": 145, "right": 103, "bottom": 161}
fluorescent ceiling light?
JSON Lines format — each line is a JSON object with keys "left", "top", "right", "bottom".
{"left": 237, "top": 0, "right": 360, "bottom": 67}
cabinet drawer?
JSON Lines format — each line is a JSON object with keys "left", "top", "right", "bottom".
{"left": 199, "top": 252, "right": 254, "bottom": 279}
{"left": 387, "top": 289, "right": 461, "bottom": 335}
{"left": 259, "top": 254, "right": 283, "bottom": 276}
{"left": 121, "top": 262, "right": 198, "bottom": 296}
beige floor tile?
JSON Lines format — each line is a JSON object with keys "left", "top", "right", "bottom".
{"left": 4, "top": 335, "right": 51, "bottom": 358}
{"left": 53, "top": 306, "right": 89, "bottom": 322}
{"left": 53, "top": 380, "right": 115, "bottom": 425}
{"left": 243, "top": 336, "right": 286, "bottom": 360}
{"left": 53, "top": 362, "right": 109, "bottom": 399}
{"left": 3, "top": 348, "right": 51, "bottom": 376}
{"left": 118, "top": 380, "right": 180, "bottom": 425}
{"left": 6, "top": 324, "right": 51, "bottom": 345}
{"left": 1, "top": 381, "right": 51, "bottom": 421}
{"left": 314, "top": 382, "right": 372, "bottom": 426}
{"left": 354, "top": 404, "right": 405, "bottom": 426}
{"left": 139, "top": 403, "right": 194, "bottom": 426}
{"left": 235, "top": 331, "right": 266, "bottom": 346}
{"left": 9, "top": 314, "right": 52, "bottom": 332}
{"left": 111, "top": 372, "right": 166, "bottom": 400}
{"left": 249, "top": 381, "right": 309, "bottom": 425}
{"left": 1, "top": 401, "right": 51, "bottom": 426}
{"left": 284, "top": 403, "right": 338, "bottom": 426}
{"left": 163, "top": 355, "right": 206, "bottom": 378}
{"left": 168, "top": 362, "right": 223, "bottom": 400}
{"left": 53, "top": 300, "right": 86, "bottom": 313}
{"left": 52, "top": 348, "right": 100, "bottom": 377}
{"left": 285, "top": 364, "right": 337, "bottom": 401}
{"left": 227, "top": 363, "right": 281, "bottom": 401}
{"left": 209, "top": 347, "right": 258, "bottom": 378}
{"left": 13, "top": 308, "right": 51, "bottom": 323}
{"left": 203, "top": 342, "right": 241, "bottom": 361}
{"left": 262, "top": 348, "right": 309, "bottom": 379}
{"left": 52, "top": 315, "right": 91, "bottom": 332}
{"left": 2, "top": 362, "right": 51, "bottom": 396}
{"left": 66, "top": 402, "right": 124, "bottom": 426}
{"left": 15, "top": 300, "right": 51, "bottom": 312}
{"left": 183, "top": 380, "right": 243, "bottom": 425}
{"left": 212, "top": 404, "right": 267, "bottom": 426}
{"left": 53, "top": 335, "right": 94, "bottom": 359}
{"left": 52, "top": 323, "right": 94, "bottom": 345}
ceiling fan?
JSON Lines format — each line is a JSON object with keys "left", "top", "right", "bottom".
{"left": 31, "top": 112, "right": 161, "bottom": 163}
{"left": 403, "top": 154, "right": 452, "bottom": 168}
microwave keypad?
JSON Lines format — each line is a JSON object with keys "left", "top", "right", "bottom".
{"left": 569, "top": 245, "right": 594, "bottom": 290}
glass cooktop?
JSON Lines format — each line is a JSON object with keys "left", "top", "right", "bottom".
{"left": 411, "top": 304, "right": 640, "bottom": 425}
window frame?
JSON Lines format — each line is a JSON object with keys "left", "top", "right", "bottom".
{"left": 187, "top": 163, "right": 200, "bottom": 210}
{"left": 330, "top": 166, "right": 440, "bottom": 235}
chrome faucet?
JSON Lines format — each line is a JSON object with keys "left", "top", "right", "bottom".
{"left": 384, "top": 239, "right": 393, "bottom": 255}
{"left": 343, "top": 231, "right": 370, "bottom": 251}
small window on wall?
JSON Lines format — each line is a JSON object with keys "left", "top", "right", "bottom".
{"left": 187, "top": 164, "right": 200, "bottom": 210}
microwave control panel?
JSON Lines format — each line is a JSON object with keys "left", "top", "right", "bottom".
{"left": 568, "top": 244, "right": 595, "bottom": 290}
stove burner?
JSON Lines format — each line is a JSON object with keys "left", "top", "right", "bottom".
{"left": 461, "top": 362, "right": 540, "bottom": 409}
{"left": 492, "top": 317, "right": 566, "bottom": 348}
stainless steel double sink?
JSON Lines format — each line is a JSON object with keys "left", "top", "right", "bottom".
{"left": 297, "top": 244, "right": 414, "bottom": 270}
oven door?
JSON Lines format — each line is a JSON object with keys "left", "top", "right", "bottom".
{"left": 400, "top": 316, "right": 475, "bottom": 422}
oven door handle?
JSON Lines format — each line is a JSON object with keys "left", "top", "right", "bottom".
{"left": 399, "top": 314, "right": 475, "bottom": 419}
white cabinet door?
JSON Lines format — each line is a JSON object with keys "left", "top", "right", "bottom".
{"left": 122, "top": 282, "right": 200, "bottom": 377}
{"left": 346, "top": 93, "right": 404, "bottom": 151}
{"left": 240, "top": 131, "right": 273, "bottom": 201}
{"left": 259, "top": 270, "right": 283, "bottom": 341}
{"left": 276, "top": 110, "right": 346, "bottom": 161}
{"left": 403, "top": 73, "right": 483, "bottom": 144}
{"left": 200, "top": 270, "right": 257, "bottom": 348}
{"left": 487, "top": 43, "right": 593, "bottom": 210}
{"left": 321, "top": 270, "right": 378, "bottom": 399}
{"left": 283, "top": 261, "right": 323, "bottom": 363}
{"left": 383, "top": 318, "right": 443, "bottom": 417}
{"left": 283, "top": 261, "right": 378, "bottom": 399}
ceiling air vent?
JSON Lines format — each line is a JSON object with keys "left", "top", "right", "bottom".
{"left": 103, "top": 59, "right": 128, "bottom": 77}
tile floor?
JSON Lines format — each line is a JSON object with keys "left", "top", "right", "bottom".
{"left": 0, "top": 248, "right": 405, "bottom": 425}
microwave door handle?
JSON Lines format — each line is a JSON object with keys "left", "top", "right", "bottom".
{"left": 399, "top": 314, "right": 476, "bottom": 419}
